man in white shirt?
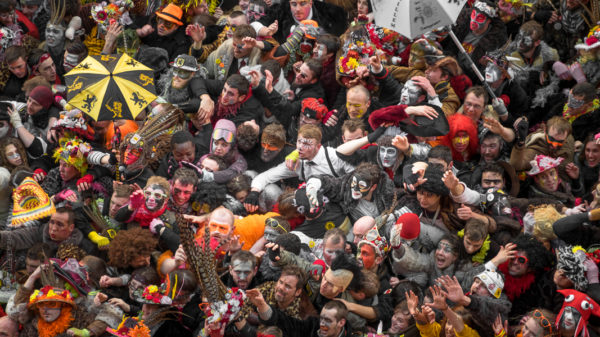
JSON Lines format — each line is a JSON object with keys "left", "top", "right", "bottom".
{"left": 244, "top": 124, "right": 354, "bottom": 212}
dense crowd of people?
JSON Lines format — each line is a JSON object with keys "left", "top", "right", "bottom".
{"left": 1, "top": 0, "right": 600, "bottom": 336}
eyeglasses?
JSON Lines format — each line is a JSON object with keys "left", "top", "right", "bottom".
{"left": 144, "top": 190, "right": 167, "bottom": 199}
{"left": 173, "top": 68, "right": 192, "bottom": 79}
{"left": 532, "top": 309, "right": 554, "bottom": 337}
{"left": 464, "top": 101, "right": 483, "bottom": 111}
{"left": 511, "top": 255, "right": 528, "bottom": 265}
{"left": 266, "top": 218, "right": 287, "bottom": 233}
{"left": 158, "top": 18, "right": 175, "bottom": 29}
{"left": 546, "top": 134, "right": 564, "bottom": 148}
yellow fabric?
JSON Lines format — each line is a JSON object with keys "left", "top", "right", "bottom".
{"left": 456, "top": 324, "right": 481, "bottom": 337}
{"left": 83, "top": 26, "right": 106, "bottom": 56}
{"left": 416, "top": 321, "right": 442, "bottom": 337}
{"left": 233, "top": 212, "right": 279, "bottom": 250}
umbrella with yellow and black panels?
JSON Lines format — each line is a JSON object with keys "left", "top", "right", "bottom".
{"left": 64, "top": 53, "right": 157, "bottom": 121}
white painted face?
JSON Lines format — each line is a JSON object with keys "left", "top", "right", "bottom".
{"left": 39, "top": 306, "right": 62, "bottom": 322}
{"left": 400, "top": 80, "right": 423, "bottom": 105}
{"left": 485, "top": 62, "right": 502, "bottom": 83}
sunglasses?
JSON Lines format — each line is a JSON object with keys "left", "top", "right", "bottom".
{"left": 532, "top": 309, "right": 554, "bottom": 336}
{"left": 173, "top": 68, "right": 192, "bottom": 79}
{"left": 511, "top": 255, "right": 528, "bottom": 264}
{"left": 266, "top": 218, "right": 287, "bottom": 233}
{"left": 158, "top": 18, "right": 175, "bottom": 29}
{"left": 546, "top": 134, "right": 564, "bottom": 148}
{"left": 213, "top": 128, "right": 234, "bottom": 143}
{"left": 261, "top": 142, "right": 280, "bottom": 151}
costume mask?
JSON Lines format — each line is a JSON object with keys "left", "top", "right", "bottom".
{"left": 567, "top": 93, "right": 586, "bottom": 110}
{"left": 516, "top": 29, "right": 535, "bottom": 53}
{"left": 144, "top": 184, "right": 167, "bottom": 211}
{"left": 351, "top": 175, "right": 372, "bottom": 200}
{"left": 45, "top": 24, "right": 65, "bottom": 48}
{"left": 400, "top": 80, "right": 423, "bottom": 105}
{"left": 379, "top": 146, "right": 398, "bottom": 168}
{"left": 470, "top": 9, "right": 489, "bottom": 32}
{"left": 556, "top": 289, "right": 600, "bottom": 337}
{"left": 261, "top": 142, "right": 281, "bottom": 162}
{"left": 485, "top": 62, "right": 502, "bottom": 83}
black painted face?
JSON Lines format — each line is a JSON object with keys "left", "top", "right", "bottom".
{"left": 351, "top": 174, "right": 372, "bottom": 200}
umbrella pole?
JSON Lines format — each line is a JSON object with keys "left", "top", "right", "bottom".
{"left": 448, "top": 29, "right": 498, "bottom": 101}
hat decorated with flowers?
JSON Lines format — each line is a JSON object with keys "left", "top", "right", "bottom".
{"left": 365, "top": 23, "right": 405, "bottom": 57}
{"left": 357, "top": 225, "right": 390, "bottom": 257}
{"left": 527, "top": 154, "right": 563, "bottom": 176}
{"left": 106, "top": 316, "right": 151, "bottom": 337}
{"left": 11, "top": 177, "right": 55, "bottom": 227}
{"left": 53, "top": 137, "right": 92, "bottom": 176}
{"left": 136, "top": 284, "right": 173, "bottom": 305}
{"left": 91, "top": 0, "right": 134, "bottom": 27}
{"left": 202, "top": 287, "right": 246, "bottom": 324}
{"left": 52, "top": 110, "right": 94, "bottom": 140}
{"left": 575, "top": 25, "right": 600, "bottom": 50}
{"left": 28, "top": 286, "right": 75, "bottom": 309}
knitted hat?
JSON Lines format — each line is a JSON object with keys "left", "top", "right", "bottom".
{"left": 394, "top": 212, "right": 421, "bottom": 240}
{"left": 310, "top": 259, "right": 327, "bottom": 277}
{"left": 475, "top": 269, "right": 504, "bottom": 298}
{"left": 556, "top": 246, "right": 589, "bottom": 292}
{"left": 556, "top": 289, "right": 600, "bottom": 337}
{"left": 301, "top": 98, "right": 328, "bottom": 122}
{"left": 106, "top": 316, "right": 151, "bottom": 337}
{"left": 527, "top": 154, "right": 563, "bottom": 176}
{"left": 53, "top": 137, "right": 92, "bottom": 176}
{"left": 11, "top": 177, "right": 56, "bottom": 227}
{"left": 473, "top": 0, "right": 498, "bottom": 18}
{"left": 261, "top": 123, "right": 286, "bottom": 149}
{"left": 29, "top": 86, "right": 53, "bottom": 110}
{"left": 416, "top": 167, "right": 449, "bottom": 196}
{"left": 358, "top": 225, "right": 390, "bottom": 257}
{"left": 28, "top": 286, "right": 75, "bottom": 309}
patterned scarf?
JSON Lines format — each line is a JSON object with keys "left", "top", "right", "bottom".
{"left": 213, "top": 87, "right": 253, "bottom": 124}
{"left": 562, "top": 99, "right": 600, "bottom": 123}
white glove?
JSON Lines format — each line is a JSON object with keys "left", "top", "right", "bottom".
{"left": 565, "top": 204, "right": 586, "bottom": 216}
{"left": 65, "top": 16, "right": 82, "bottom": 40}
{"left": 492, "top": 97, "right": 508, "bottom": 116}
{"left": 305, "top": 177, "right": 322, "bottom": 208}
{"left": 201, "top": 169, "right": 214, "bottom": 182}
{"left": 9, "top": 106, "right": 23, "bottom": 129}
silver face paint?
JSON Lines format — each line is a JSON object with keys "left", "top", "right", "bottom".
{"left": 263, "top": 227, "right": 281, "bottom": 243}
{"left": 516, "top": 30, "right": 534, "bottom": 53}
{"left": 45, "top": 24, "right": 65, "bottom": 48}
{"left": 567, "top": 92, "right": 586, "bottom": 109}
{"left": 400, "top": 80, "right": 423, "bottom": 105}
{"left": 379, "top": 146, "right": 398, "bottom": 168}
{"left": 485, "top": 63, "right": 502, "bottom": 83}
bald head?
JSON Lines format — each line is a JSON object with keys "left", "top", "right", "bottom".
{"left": 353, "top": 216, "right": 375, "bottom": 244}
{"left": 208, "top": 207, "right": 235, "bottom": 240}
{"left": 0, "top": 316, "right": 19, "bottom": 337}
{"left": 348, "top": 84, "right": 370, "bottom": 100}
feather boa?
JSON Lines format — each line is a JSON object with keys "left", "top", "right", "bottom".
{"left": 458, "top": 229, "right": 491, "bottom": 264}
{"left": 37, "top": 306, "right": 74, "bottom": 337}
{"left": 498, "top": 262, "right": 536, "bottom": 301}
{"left": 133, "top": 203, "right": 168, "bottom": 228}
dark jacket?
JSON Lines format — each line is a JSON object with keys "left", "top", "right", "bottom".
{"left": 259, "top": 306, "right": 356, "bottom": 337}
{"left": 260, "top": 0, "right": 348, "bottom": 45}
{"left": 140, "top": 18, "right": 191, "bottom": 61}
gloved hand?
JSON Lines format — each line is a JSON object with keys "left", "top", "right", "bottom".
{"left": 569, "top": 62, "right": 587, "bottom": 83}
{"left": 281, "top": 25, "right": 305, "bottom": 54}
{"left": 552, "top": 61, "right": 571, "bottom": 80}
{"left": 513, "top": 117, "right": 529, "bottom": 147}
{"left": 367, "top": 126, "right": 386, "bottom": 143}
{"left": 245, "top": 190, "right": 260, "bottom": 207}
{"left": 67, "top": 328, "right": 90, "bottom": 337}
{"left": 77, "top": 174, "right": 94, "bottom": 191}
{"left": 181, "top": 161, "right": 204, "bottom": 180}
{"left": 9, "top": 106, "right": 23, "bottom": 129}
{"left": 305, "top": 178, "right": 322, "bottom": 208}
{"left": 129, "top": 190, "right": 145, "bottom": 209}
{"left": 149, "top": 218, "right": 165, "bottom": 235}
{"left": 88, "top": 231, "right": 110, "bottom": 247}
{"left": 267, "top": 244, "right": 281, "bottom": 262}
{"left": 300, "top": 22, "right": 319, "bottom": 39}
{"left": 108, "top": 152, "right": 118, "bottom": 165}
{"left": 201, "top": 168, "right": 214, "bottom": 182}
{"left": 492, "top": 97, "right": 508, "bottom": 117}
{"left": 389, "top": 224, "right": 403, "bottom": 249}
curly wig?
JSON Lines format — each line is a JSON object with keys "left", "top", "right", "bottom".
{"left": 108, "top": 228, "right": 157, "bottom": 268}
{"left": 512, "top": 234, "right": 555, "bottom": 274}
{"left": 441, "top": 113, "right": 479, "bottom": 162}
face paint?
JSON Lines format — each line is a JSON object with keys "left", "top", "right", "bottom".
{"left": 452, "top": 135, "right": 470, "bottom": 153}
{"left": 263, "top": 227, "right": 281, "bottom": 243}
{"left": 534, "top": 168, "right": 560, "bottom": 192}
{"left": 144, "top": 185, "right": 167, "bottom": 211}
{"left": 379, "top": 146, "right": 398, "bottom": 168}
{"left": 124, "top": 146, "right": 141, "bottom": 165}
{"left": 517, "top": 30, "right": 535, "bottom": 53}
{"left": 346, "top": 102, "right": 365, "bottom": 118}
{"left": 231, "top": 260, "right": 254, "bottom": 289}
{"left": 470, "top": 9, "right": 489, "bottom": 32}
{"left": 567, "top": 93, "right": 586, "bottom": 109}
{"left": 561, "top": 307, "right": 581, "bottom": 331}
{"left": 485, "top": 62, "right": 502, "bottom": 83}
{"left": 400, "top": 80, "right": 423, "bottom": 105}
{"left": 357, "top": 244, "right": 376, "bottom": 269}
{"left": 351, "top": 175, "right": 372, "bottom": 200}
{"left": 314, "top": 43, "right": 326, "bottom": 60}
{"left": 45, "top": 24, "right": 65, "bottom": 48}
{"left": 261, "top": 142, "right": 282, "bottom": 162}
{"left": 39, "top": 305, "right": 62, "bottom": 323}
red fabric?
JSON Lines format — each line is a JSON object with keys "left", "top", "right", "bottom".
{"left": 33, "top": 168, "right": 47, "bottom": 177}
{"left": 272, "top": 203, "right": 304, "bottom": 230}
{"left": 133, "top": 203, "right": 168, "bottom": 228}
{"left": 449, "top": 74, "right": 472, "bottom": 100}
{"left": 396, "top": 212, "right": 421, "bottom": 240}
{"left": 498, "top": 262, "right": 536, "bottom": 301}
{"left": 16, "top": 10, "right": 39, "bottom": 39}
{"left": 322, "top": 109, "right": 335, "bottom": 124}
{"left": 384, "top": 167, "right": 394, "bottom": 180}
{"left": 440, "top": 113, "right": 479, "bottom": 162}
{"left": 76, "top": 174, "right": 93, "bottom": 186}
{"left": 499, "top": 94, "right": 510, "bottom": 107}
{"left": 368, "top": 104, "right": 409, "bottom": 130}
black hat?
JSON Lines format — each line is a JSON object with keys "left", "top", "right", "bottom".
{"left": 172, "top": 54, "right": 199, "bottom": 72}
{"left": 416, "top": 167, "right": 449, "bottom": 196}
{"left": 368, "top": 104, "right": 449, "bottom": 137}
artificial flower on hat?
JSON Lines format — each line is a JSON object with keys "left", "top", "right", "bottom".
{"left": 357, "top": 225, "right": 390, "bottom": 257}
{"left": 137, "top": 284, "right": 172, "bottom": 305}
{"left": 28, "top": 286, "right": 75, "bottom": 308}
{"left": 91, "top": 0, "right": 134, "bottom": 26}
{"left": 202, "top": 287, "right": 246, "bottom": 324}
{"left": 106, "top": 316, "right": 151, "bottom": 337}
{"left": 52, "top": 110, "right": 95, "bottom": 140}
{"left": 337, "top": 39, "right": 376, "bottom": 77}
{"left": 575, "top": 25, "right": 600, "bottom": 50}
{"left": 527, "top": 154, "right": 564, "bottom": 176}
{"left": 53, "top": 137, "right": 92, "bottom": 176}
